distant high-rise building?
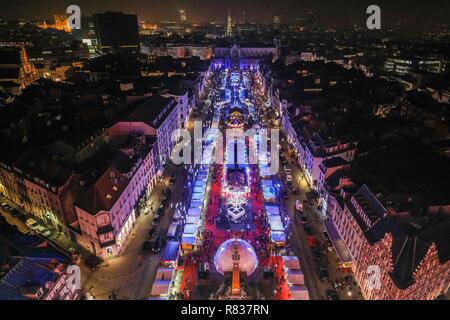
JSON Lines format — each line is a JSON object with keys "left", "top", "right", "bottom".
{"left": 273, "top": 15, "right": 281, "bottom": 29}
{"left": 241, "top": 10, "right": 247, "bottom": 24}
{"left": 179, "top": 10, "right": 187, "bottom": 23}
{"left": 93, "top": 12, "right": 140, "bottom": 54}
{"left": 225, "top": 9, "right": 233, "bottom": 37}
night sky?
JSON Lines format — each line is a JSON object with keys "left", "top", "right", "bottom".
{"left": 0, "top": 0, "right": 448, "bottom": 25}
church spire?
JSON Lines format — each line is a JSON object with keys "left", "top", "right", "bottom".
{"left": 225, "top": 9, "right": 233, "bottom": 37}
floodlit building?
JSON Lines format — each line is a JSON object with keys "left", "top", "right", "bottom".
{"left": 74, "top": 136, "right": 158, "bottom": 258}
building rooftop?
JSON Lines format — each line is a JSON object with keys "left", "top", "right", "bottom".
{"left": 75, "top": 166, "right": 128, "bottom": 214}
{"left": 0, "top": 257, "right": 62, "bottom": 300}
{"left": 120, "top": 94, "right": 176, "bottom": 128}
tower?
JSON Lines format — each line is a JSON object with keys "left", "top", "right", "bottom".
{"left": 242, "top": 10, "right": 247, "bottom": 25}
{"left": 179, "top": 10, "right": 187, "bottom": 24}
{"left": 225, "top": 9, "right": 233, "bottom": 37}
{"left": 273, "top": 15, "right": 281, "bottom": 30}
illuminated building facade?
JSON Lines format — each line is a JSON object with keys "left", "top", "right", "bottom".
{"left": 0, "top": 150, "right": 82, "bottom": 234}
{"left": 74, "top": 136, "right": 158, "bottom": 259}
{"left": 0, "top": 46, "right": 38, "bottom": 89}
{"left": 326, "top": 184, "right": 450, "bottom": 300}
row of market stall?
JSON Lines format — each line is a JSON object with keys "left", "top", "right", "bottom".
{"left": 150, "top": 110, "right": 220, "bottom": 299}
{"left": 149, "top": 240, "right": 180, "bottom": 299}
{"left": 282, "top": 256, "right": 310, "bottom": 300}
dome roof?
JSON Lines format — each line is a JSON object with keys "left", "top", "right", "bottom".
{"left": 213, "top": 239, "right": 258, "bottom": 276}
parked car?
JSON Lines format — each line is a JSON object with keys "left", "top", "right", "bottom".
{"left": 300, "top": 216, "right": 308, "bottom": 225}
{"left": 319, "top": 267, "right": 329, "bottom": 282}
{"left": 152, "top": 236, "right": 163, "bottom": 253}
{"left": 326, "top": 290, "right": 340, "bottom": 300}
{"left": 147, "top": 228, "right": 156, "bottom": 240}
{"left": 35, "top": 226, "right": 51, "bottom": 237}
{"left": 25, "top": 218, "right": 39, "bottom": 231}
{"left": 304, "top": 225, "right": 313, "bottom": 235}
{"left": 141, "top": 240, "right": 153, "bottom": 254}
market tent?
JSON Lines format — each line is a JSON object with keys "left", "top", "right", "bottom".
{"left": 181, "top": 234, "right": 196, "bottom": 246}
{"left": 195, "top": 180, "right": 206, "bottom": 188}
{"left": 183, "top": 224, "right": 198, "bottom": 235}
{"left": 268, "top": 215, "right": 284, "bottom": 231}
{"left": 187, "top": 208, "right": 201, "bottom": 217}
{"left": 289, "top": 285, "right": 310, "bottom": 300}
{"left": 265, "top": 205, "right": 280, "bottom": 216}
{"left": 156, "top": 267, "right": 175, "bottom": 281}
{"left": 186, "top": 215, "right": 200, "bottom": 225}
{"left": 150, "top": 280, "right": 171, "bottom": 296}
{"left": 190, "top": 200, "right": 203, "bottom": 209}
{"left": 261, "top": 179, "right": 273, "bottom": 188}
{"left": 161, "top": 241, "right": 180, "bottom": 264}
{"left": 191, "top": 192, "right": 204, "bottom": 201}
{"left": 263, "top": 186, "right": 277, "bottom": 201}
{"left": 282, "top": 256, "right": 300, "bottom": 270}
{"left": 197, "top": 173, "right": 208, "bottom": 181}
{"left": 286, "top": 269, "right": 305, "bottom": 285}
{"left": 194, "top": 186, "right": 205, "bottom": 194}
{"left": 270, "top": 230, "right": 286, "bottom": 243}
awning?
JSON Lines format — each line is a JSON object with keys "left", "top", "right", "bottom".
{"left": 324, "top": 221, "right": 353, "bottom": 264}
{"left": 162, "top": 241, "right": 180, "bottom": 262}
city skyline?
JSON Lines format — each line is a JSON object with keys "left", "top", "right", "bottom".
{"left": 0, "top": 0, "right": 449, "bottom": 303}
{"left": 0, "top": 0, "right": 450, "bottom": 25}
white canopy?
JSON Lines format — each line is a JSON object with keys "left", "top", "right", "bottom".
{"left": 268, "top": 215, "right": 284, "bottom": 231}
{"left": 282, "top": 256, "right": 301, "bottom": 270}
{"left": 190, "top": 200, "right": 203, "bottom": 209}
{"left": 270, "top": 230, "right": 286, "bottom": 243}
{"left": 181, "top": 234, "right": 196, "bottom": 245}
{"left": 186, "top": 215, "right": 200, "bottom": 225}
{"left": 187, "top": 208, "right": 201, "bottom": 217}
{"left": 156, "top": 267, "right": 175, "bottom": 281}
{"left": 191, "top": 192, "right": 204, "bottom": 201}
{"left": 286, "top": 269, "right": 305, "bottom": 285}
{"left": 289, "top": 285, "right": 310, "bottom": 300}
{"left": 183, "top": 224, "right": 198, "bottom": 235}
{"left": 265, "top": 205, "right": 280, "bottom": 216}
